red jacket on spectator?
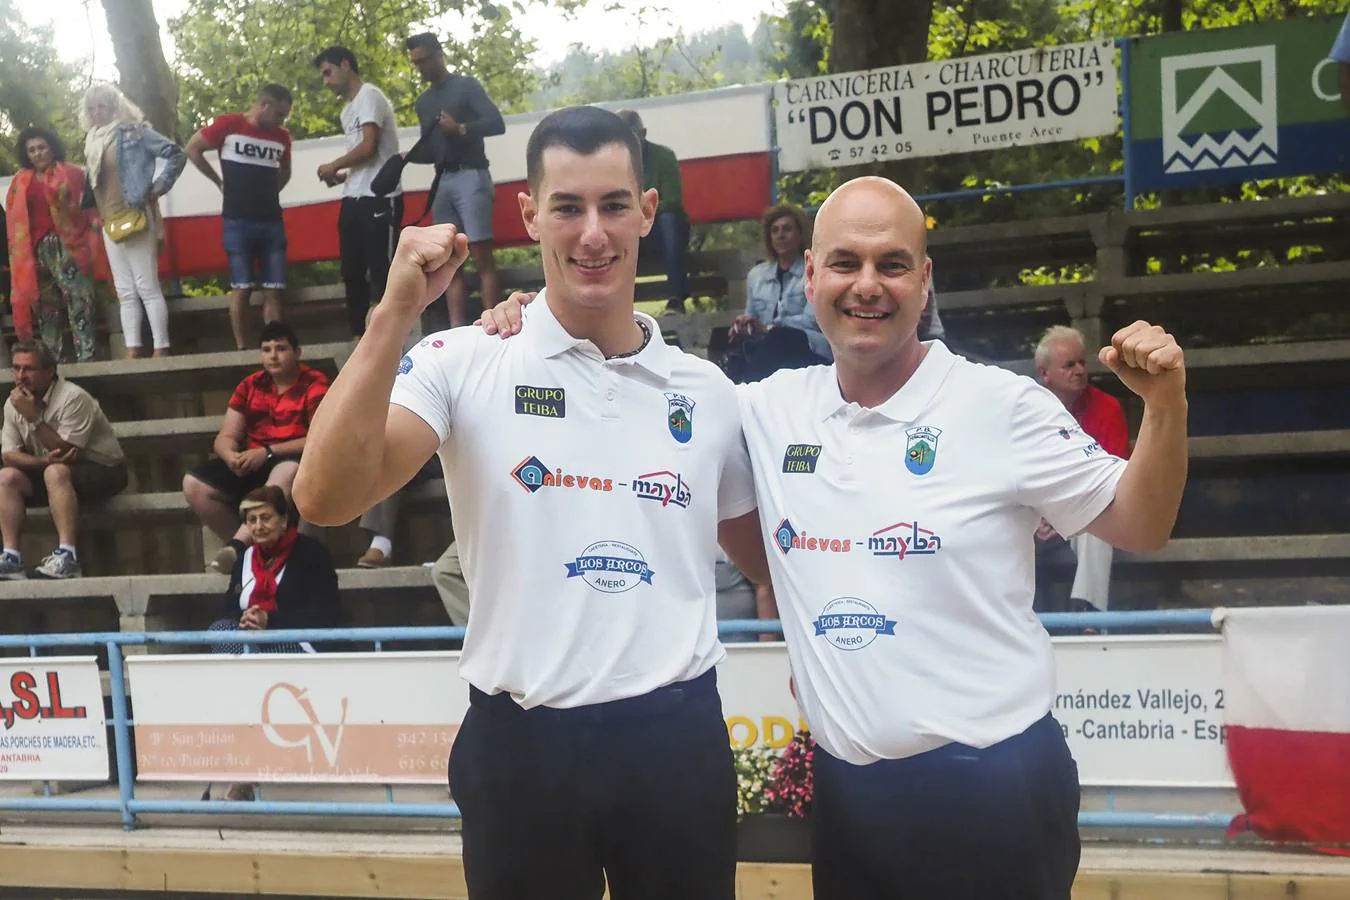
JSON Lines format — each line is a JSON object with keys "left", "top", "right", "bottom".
{"left": 1070, "top": 385, "right": 1130, "bottom": 459}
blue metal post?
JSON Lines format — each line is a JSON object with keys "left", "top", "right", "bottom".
{"left": 1119, "top": 37, "right": 1136, "bottom": 211}
{"left": 105, "top": 642, "right": 138, "bottom": 831}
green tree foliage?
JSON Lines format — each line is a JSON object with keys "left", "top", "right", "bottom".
{"left": 167, "top": 0, "right": 538, "bottom": 139}
{"left": 0, "top": 1, "right": 85, "bottom": 174}
{"left": 535, "top": 13, "right": 752, "bottom": 105}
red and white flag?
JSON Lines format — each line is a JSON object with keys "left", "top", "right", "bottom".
{"left": 1223, "top": 605, "right": 1350, "bottom": 848}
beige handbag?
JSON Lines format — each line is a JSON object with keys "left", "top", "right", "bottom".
{"left": 103, "top": 207, "right": 149, "bottom": 243}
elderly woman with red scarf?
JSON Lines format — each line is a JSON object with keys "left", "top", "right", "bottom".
{"left": 205, "top": 485, "right": 340, "bottom": 802}
{"left": 207, "top": 485, "right": 341, "bottom": 655}
{"left": 5, "top": 127, "right": 102, "bottom": 362}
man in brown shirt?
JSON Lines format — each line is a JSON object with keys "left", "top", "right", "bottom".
{"left": 0, "top": 340, "right": 127, "bottom": 579}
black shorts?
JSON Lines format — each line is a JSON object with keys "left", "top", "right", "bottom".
{"left": 20, "top": 461, "right": 128, "bottom": 507}
{"left": 188, "top": 454, "right": 300, "bottom": 510}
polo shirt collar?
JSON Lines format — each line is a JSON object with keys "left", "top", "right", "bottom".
{"left": 40, "top": 377, "right": 61, "bottom": 405}
{"left": 525, "top": 289, "right": 673, "bottom": 381}
{"left": 818, "top": 340, "right": 958, "bottom": 423}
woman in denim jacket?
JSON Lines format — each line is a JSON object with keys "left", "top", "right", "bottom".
{"left": 723, "top": 205, "right": 831, "bottom": 382}
{"left": 81, "top": 83, "right": 186, "bottom": 358}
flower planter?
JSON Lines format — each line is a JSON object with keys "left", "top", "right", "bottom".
{"left": 737, "top": 812, "right": 812, "bottom": 863}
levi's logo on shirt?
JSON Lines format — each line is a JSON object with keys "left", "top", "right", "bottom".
{"left": 221, "top": 136, "right": 285, "bottom": 167}
{"left": 515, "top": 385, "right": 566, "bottom": 418}
{"left": 782, "top": 443, "right": 822, "bottom": 473}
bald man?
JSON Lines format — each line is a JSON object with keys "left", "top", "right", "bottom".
{"left": 478, "top": 176, "right": 1190, "bottom": 900}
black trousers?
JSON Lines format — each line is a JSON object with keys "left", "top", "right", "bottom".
{"left": 812, "top": 714, "right": 1081, "bottom": 900}
{"left": 338, "top": 194, "right": 403, "bottom": 336}
{"left": 449, "top": 669, "right": 736, "bottom": 900}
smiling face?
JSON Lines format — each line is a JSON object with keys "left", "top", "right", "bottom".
{"left": 805, "top": 179, "right": 931, "bottom": 370}
{"left": 518, "top": 142, "right": 657, "bottom": 315}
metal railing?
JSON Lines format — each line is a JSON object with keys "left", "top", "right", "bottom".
{"left": 0, "top": 610, "right": 1232, "bottom": 832}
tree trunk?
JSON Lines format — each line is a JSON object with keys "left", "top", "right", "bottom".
{"left": 1160, "top": 0, "right": 1184, "bottom": 32}
{"left": 829, "top": 0, "right": 934, "bottom": 186}
{"left": 101, "top": 0, "right": 179, "bottom": 139}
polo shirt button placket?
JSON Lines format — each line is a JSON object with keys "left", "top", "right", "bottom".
{"left": 600, "top": 368, "right": 622, "bottom": 421}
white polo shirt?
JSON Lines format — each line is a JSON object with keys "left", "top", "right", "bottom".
{"left": 390, "top": 291, "right": 757, "bottom": 708}
{"left": 737, "top": 341, "right": 1126, "bottom": 765}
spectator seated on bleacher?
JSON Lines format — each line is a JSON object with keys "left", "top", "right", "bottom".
{"left": 183, "top": 322, "right": 329, "bottom": 574}
{"left": 207, "top": 486, "right": 340, "bottom": 654}
{"left": 0, "top": 339, "right": 127, "bottom": 579}
{"left": 723, "top": 204, "right": 830, "bottom": 383}
{"left": 206, "top": 485, "right": 339, "bottom": 803}
{"left": 1032, "top": 325, "right": 1130, "bottom": 617}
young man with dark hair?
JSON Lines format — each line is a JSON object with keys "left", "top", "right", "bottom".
{"left": 314, "top": 46, "right": 404, "bottom": 338}
{"left": 183, "top": 321, "right": 328, "bottom": 574}
{"left": 294, "top": 105, "right": 768, "bottom": 900}
{"left": 404, "top": 31, "right": 504, "bottom": 327}
{"left": 0, "top": 340, "right": 127, "bottom": 579}
{"left": 186, "top": 85, "right": 295, "bottom": 350}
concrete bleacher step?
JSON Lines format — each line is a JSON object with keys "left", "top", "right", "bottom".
{"left": 0, "top": 343, "right": 354, "bottom": 395}
{"left": 0, "top": 565, "right": 440, "bottom": 634}
{"left": 23, "top": 480, "right": 448, "bottom": 529}
{"left": 1188, "top": 429, "right": 1350, "bottom": 461}
{"left": 1000, "top": 339, "right": 1350, "bottom": 390}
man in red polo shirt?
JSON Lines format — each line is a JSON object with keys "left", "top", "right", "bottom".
{"left": 1035, "top": 325, "right": 1131, "bottom": 612}
{"left": 182, "top": 322, "right": 329, "bottom": 573}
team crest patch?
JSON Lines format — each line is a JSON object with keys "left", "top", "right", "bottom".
{"left": 665, "top": 393, "right": 695, "bottom": 444}
{"left": 904, "top": 425, "right": 941, "bottom": 476}
{"left": 397, "top": 355, "right": 413, "bottom": 375}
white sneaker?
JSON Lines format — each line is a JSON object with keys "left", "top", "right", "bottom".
{"left": 34, "top": 549, "right": 80, "bottom": 580}
{"left": 0, "top": 553, "right": 26, "bottom": 580}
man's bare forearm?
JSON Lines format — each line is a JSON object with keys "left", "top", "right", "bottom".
{"left": 213, "top": 434, "right": 240, "bottom": 460}
{"left": 292, "top": 303, "right": 418, "bottom": 524}
{"left": 1091, "top": 399, "right": 1188, "bottom": 553}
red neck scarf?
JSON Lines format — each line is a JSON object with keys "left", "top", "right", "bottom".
{"left": 247, "top": 528, "right": 298, "bottom": 613}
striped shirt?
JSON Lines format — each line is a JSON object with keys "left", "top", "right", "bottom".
{"left": 228, "top": 364, "right": 329, "bottom": 449}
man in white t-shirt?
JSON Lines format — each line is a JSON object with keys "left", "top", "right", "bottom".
{"left": 313, "top": 45, "right": 403, "bottom": 338}
{"left": 479, "top": 178, "right": 1189, "bottom": 900}
{"left": 293, "top": 106, "right": 768, "bottom": 900}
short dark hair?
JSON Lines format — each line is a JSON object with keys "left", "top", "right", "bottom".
{"left": 259, "top": 83, "right": 293, "bottom": 106}
{"left": 240, "top": 484, "right": 290, "bottom": 520}
{"left": 15, "top": 127, "right": 65, "bottom": 170}
{"left": 259, "top": 321, "right": 300, "bottom": 350}
{"left": 525, "top": 106, "right": 644, "bottom": 195}
{"left": 760, "top": 204, "right": 811, "bottom": 260}
{"left": 10, "top": 340, "right": 57, "bottom": 370}
{"left": 312, "top": 45, "right": 359, "bottom": 74}
{"left": 405, "top": 32, "right": 442, "bottom": 54}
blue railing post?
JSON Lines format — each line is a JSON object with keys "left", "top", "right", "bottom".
{"left": 105, "top": 641, "right": 138, "bottom": 831}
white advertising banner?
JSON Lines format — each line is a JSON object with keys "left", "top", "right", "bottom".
{"left": 720, "top": 636, "right": 1230, "bottom": 788}
{"left": 0, "top": 656, "right": 108, "bottom": 781}
{"left": 1053, "top": 635, "right": 1228, "bottom": 787}
{"left": 128, "top": 652, "right": 468, "bottom": 785}
{"left": 127, "top": 636, "right": 1227, "bottom": 788}
{"left": 773, "top": 39, "right": 1119, "bottom": 172}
